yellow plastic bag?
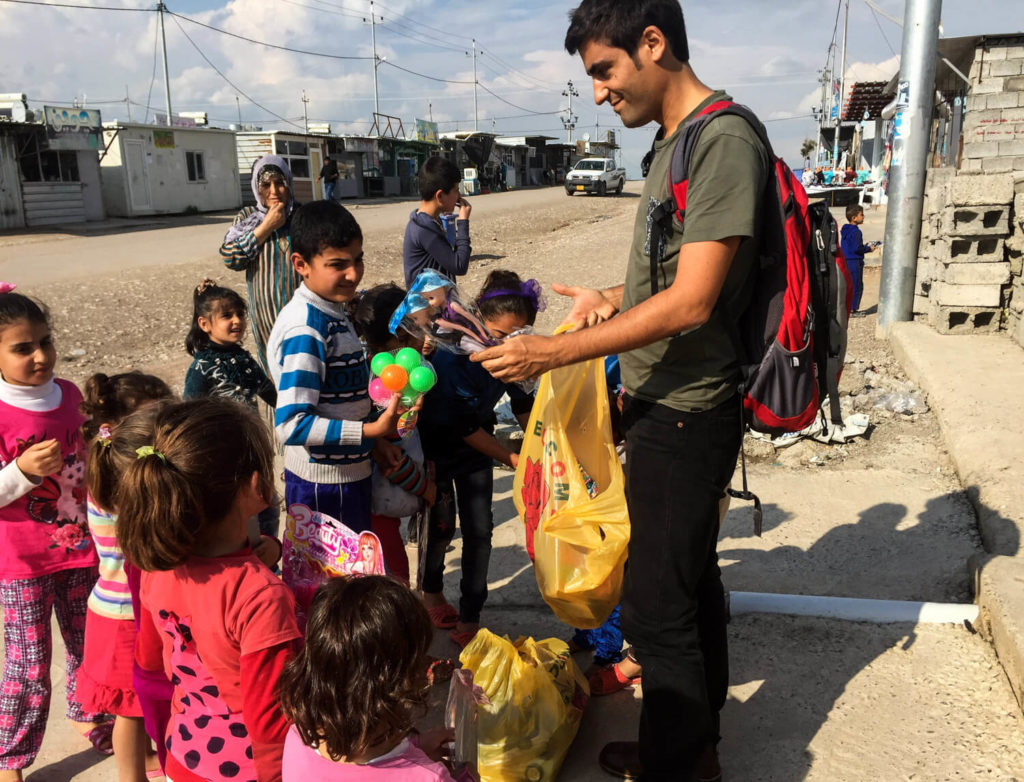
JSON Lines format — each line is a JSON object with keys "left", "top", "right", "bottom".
{"left": 459, "top": 629, "right": 589, "bottom": 782}
{"left": 513, "top": 353, "right": 630, "bottom": 629}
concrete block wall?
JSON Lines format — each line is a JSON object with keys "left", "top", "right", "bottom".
{"left": 914, "top": 38, "right": 1023, "bottom": 337}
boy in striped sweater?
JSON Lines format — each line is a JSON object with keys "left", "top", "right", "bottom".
{"left": 266, "top": 202, "right": 401, "bottom": 574}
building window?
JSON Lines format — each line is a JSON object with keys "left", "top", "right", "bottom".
{"left": 17, "top": 134, "right": 80, "bottom": 182}
{"left": 186, "top": 150, "right": 206, "bottom": 182}
{"left": 273, "top": 138, "right": 311, "bottom": 178}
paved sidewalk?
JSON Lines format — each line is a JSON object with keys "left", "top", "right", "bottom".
{"left": 891, "top": 321, "right": 1024, "bottom": 714}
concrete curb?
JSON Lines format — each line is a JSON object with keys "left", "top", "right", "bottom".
{"left": 889, "top": 321, "right": 1024, "bottom": 711}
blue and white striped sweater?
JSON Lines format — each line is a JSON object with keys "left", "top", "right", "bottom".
{"left": 267, "top": 283, "right": 372, "bottom": 484}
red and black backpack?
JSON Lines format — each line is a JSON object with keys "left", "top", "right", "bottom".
{"left": 645, "top": 100, "right": 853, "bottom": 533}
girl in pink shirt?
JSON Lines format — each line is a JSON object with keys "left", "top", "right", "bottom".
{"left": 0, "top": 285, "right": 108, "bottom": 779}
{"left": 280, "top": 576, "right": 471, "bottom": 781}
{"left": 112, "top": 398, "right": 299, "bottom": 782}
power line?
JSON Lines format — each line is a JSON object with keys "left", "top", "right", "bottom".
{"left": 379, "top": 59, "right": 475, "bottom": 85}
{"left": 377, "top": 20, "right": 467, "bottom": 54}
{"left": 478, "top": 49, "right": 562, "bottom": 91}
{"left": 166, "top": 9, "right": 374, "bottom": 60}
{"left": 476, "top": 83, "right": 564, "bottom": 117}
{"left": 0, "top": 0, "right": 150, "bottom": 10}
{"left": 370, "top": 0, "right": 474, "bottom": 44}
{"left": 865, "top": 0, "right": 897, "bottom": 55}
{"left": 168, "top": 13, "right": 306, "bottom": 130}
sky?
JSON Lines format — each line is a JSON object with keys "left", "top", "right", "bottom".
{"left": 1, "top": 0, "right": 1022, "bottom": 178}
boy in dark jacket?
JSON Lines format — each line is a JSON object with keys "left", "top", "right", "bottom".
{"left": 403, "top": 156, "right": 472, "bottom": 287}
{"left": 840, "top": 204, "right": 877, "bottom": 316}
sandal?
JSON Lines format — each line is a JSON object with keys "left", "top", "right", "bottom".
{"left": 426, "top": 602, "right": 458, "bottom": 629}
{"left": 81, "top": 720, "right": 115, "bottom": 756}
{"left": 146, "top": 770, "right": 167, "bottom": 780}
{"left": 588, "top": 661, "right": 641, "bottom": 696}
{"left": 449, "top": 628, "right": 477, "bottom": 649}
{"left": 427, "top": 656, "right": 456, "bottom": 685}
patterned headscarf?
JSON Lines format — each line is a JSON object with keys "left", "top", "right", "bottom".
{"left": 224, "top": 154, "right": 297, "bottom": 244}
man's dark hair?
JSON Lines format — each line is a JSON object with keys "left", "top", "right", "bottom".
{"left": 290, "top": 200, "right": 363, "bottom": 261}
{"left": 564, "top": 0, "right": 689, "bottom": 63}
{"left": 417, "top": 156, "right": 461, "bottom": 201}
{"left": 846, "top": 204, "right": 864, "bottom": 222}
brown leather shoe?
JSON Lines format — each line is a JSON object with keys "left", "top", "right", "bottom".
{"left": 598, "top": 741, "right": 642, "bottom": 779}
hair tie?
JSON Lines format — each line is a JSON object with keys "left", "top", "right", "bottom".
{"left": 0, "top": 282, "right": 15, "bottom": 294}
{"left": 196, "top": 278, "right": 217, "bottom": 295}
{"left": 97, "top": 424, "right": 112, "bottom": 448}
{"left": 136, "top": 445, "right": 166, "bottom": 463}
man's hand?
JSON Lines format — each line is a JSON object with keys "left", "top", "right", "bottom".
{"left": 471, "top": 334, "right": 559, "bottom": 383}
{"left": 16, "top": 439, "right": 62, "bottom": 480}
{"left": 371, "top": 438, "right": 403, "bottom": 473}
{"left": 553, "top": 283, "right": 618, "bottom": 329}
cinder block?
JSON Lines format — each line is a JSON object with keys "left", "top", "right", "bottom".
{"left": 982, "top": 158, "right": 1015, "bottom": 173}
{"left": 950, "top": 205, "right": 1011, "bottom": 236}
{"left": 999, "top": 140, "right": 1024, "bottom": 157}
{"left": 986, "top": 92, "right": 1021, "bottom": 110}
{"left": 950, "top": 172, "right": 1015, "bottom": 205}
{"left": 971, "top": 78, "right": 1006, "bottom": 95}
{"left": 929, "top": 304, "right": 1002, "bottom": 334}
{"left": 942, "top": 262, "right": 1011, "bottom": 286}
{"left": 1010, "top": 249, "right": 1023, "bottom": 277}
{"left": 913, "top": 294, "right": 930, "bottom": 315}
{"left": 929, "top": 238, "right": 951, "bottom": 263}
{"left": 991, "top": 59, "right": 1023, "bottom": 77}
{"left": 933, "top": 282, "right": 1004, "bottom": 307}
{"left": 962, "top": 141, "right": 1001, "bottom": 159}
{"left": 964, "top": 108, "right": 1007, "bottom": 132}
{"left": 966, "top": 95, "right": 987, "bottom": 112}
{"left": 1005, "top": 76, "right": 1024, "bottom": 91}
{"left": 961, "top": 157, "right": 984, "bottom": 171}
{"left": 949, "top": 237, "right": 1005, "bottom": 263}
{"left": 981, "top": 46, "right": 1009, "bottom": 61}
{"left": 1001, "top": 107, "right": 1024, "bottom": 123}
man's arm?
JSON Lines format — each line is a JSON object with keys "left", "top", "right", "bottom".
{"left": 473, "top": 238, "right": 740, "bottom": 382}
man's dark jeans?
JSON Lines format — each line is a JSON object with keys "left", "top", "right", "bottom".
{"left": 621, "top": 394, "right": 741, "bottom": 781}
{"left": 421, "top": 465, "right": 494, "bottom": 624}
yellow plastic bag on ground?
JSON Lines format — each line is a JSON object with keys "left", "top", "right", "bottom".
{"left": 513, "top": 354, "right": 630, "bottom": 628}
{"left": 459, "top": 629, "right": 589, "bottom": 782}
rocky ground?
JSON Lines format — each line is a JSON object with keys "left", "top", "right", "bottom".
{"left": 2, "top": 187, "right": 1022, "bottom": 781}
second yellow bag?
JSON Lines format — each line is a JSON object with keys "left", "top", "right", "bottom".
{"left": 513, "top": 355, "right": 630, "bottom": 629}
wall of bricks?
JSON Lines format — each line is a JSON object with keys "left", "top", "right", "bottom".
{"left": 914, "top": 37, "right": 1024, "bottom": 339}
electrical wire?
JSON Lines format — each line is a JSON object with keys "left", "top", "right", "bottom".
{"left": 166, "top": 9, "right": 374, "bottom": 60}
{"left": 168, "top": 13, "right": 306, "bottom": 130}
{"left": 369, "top": 0, "right": 474, "bottom": 44}
{"left": 476, "top": 83, "right": 565, "bottom": 117}
{"left": 479, "top": 49, "right": 563, "bottom": 91}
{"left": 865, "top": 0, "right": 897, "bottom": 56}
{"left": 0, "top": 0, "right": 149, "bottom": 10}
{"left": 378, "top": 59, "right": 475, "bottom": 85}
{"left": 377, "top": 20, "right": 467, "bottom": 54}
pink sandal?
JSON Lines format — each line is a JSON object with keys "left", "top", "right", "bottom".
{"left": 426, "top": 602, "right": 458, "bottom": 630}
{"left": 449, "top": 628, "right": 478, "bottom": 649}
{"left": 81, "top": 720, "right": 115, "bottom": 756}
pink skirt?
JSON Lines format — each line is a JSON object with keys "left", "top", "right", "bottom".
{"left": 78, "top": 608, "right": 143, "bottom": 717}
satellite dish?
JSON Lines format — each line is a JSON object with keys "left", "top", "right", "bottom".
{"left": 582, "top": 132, "right": 591, "bottom": 142}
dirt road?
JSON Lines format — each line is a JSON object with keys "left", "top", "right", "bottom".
{"left": 3, "top": 187, "right": 1022, "bottom": 780}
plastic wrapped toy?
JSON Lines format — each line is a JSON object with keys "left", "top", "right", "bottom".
{"left": 389, "top": 270, "right": 496, "bottom": 354}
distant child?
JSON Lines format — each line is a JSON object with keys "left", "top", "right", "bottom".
{"left": 351, "top": 283, "right": 438, "bottom": 585}
{"left": 0, "top": 285, "right": 113, "bottom": 777}
{"left": 114, "top": 398, "right": 301, "bottom": 782}
{"left": 79, "top": 372, "right": 173, "bottom": 782}
{"left": 418, "top": 271, "right": 539, "bottom": 647}
{"left": 403, "top": 156, "right": 472, "bottom": 287}
{"left": 841, "top": 204, "right": 877, "bottom": 317}
{"left": 280, "top": 576, "right": 466, "bottom": 781}
{"left": 266, "top": 202, "right": 401, "bottom": 580}
{"left": 184, "top": 278, "right": 280, "bottom": 538}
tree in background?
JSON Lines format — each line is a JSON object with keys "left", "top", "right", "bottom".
{"left": 800, "top": 138, "right": 817, "bottom": 164}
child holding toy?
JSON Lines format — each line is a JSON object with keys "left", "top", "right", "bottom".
{"left": 417, "top": 271, "right": 540, "bottom": 647}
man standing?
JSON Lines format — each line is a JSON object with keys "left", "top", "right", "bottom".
{"left": 319, "top": 154, "right": 339, "bottom": 201}
{"left": 473, "top": 2, "right": 769, "bottom": 780}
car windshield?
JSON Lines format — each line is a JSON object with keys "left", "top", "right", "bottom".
{"left": 574, "top": 160, "right": 605, "bottom": 171}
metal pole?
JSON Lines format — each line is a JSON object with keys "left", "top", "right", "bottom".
{"left": 833, "top": 0, "right": 849, "bottom": 168}
{"left": 567, "top": 82, "right": 574, "bottom": 143}
{"left": 878, "top": 0, "right": 942, "bottom": 329}
{"left": 235, "top": 95, "right": 241, "bottom": 128}
{"left": 370, "top": 1, "right": 379, "bottom": 116}
{"left": 125, "top": 85, "right": 132, "bottom": 122}
{"left": 157, "top": 2, "right": 173, "bottom": 126}
{"left": 472, "top": 39, "right": 478, "bottom": 132}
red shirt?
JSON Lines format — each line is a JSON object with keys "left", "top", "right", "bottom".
{"left": 138, "top": 550, "right": 301, "bottom": 782}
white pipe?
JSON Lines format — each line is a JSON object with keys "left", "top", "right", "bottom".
{"left": 729, "top": 591, "right": 978, "bottom": 625}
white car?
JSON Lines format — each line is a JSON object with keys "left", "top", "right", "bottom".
{"left": 565, "top": 158, "right": 627, "bottom": 196}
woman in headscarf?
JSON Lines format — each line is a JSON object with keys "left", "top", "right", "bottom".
{"left": 220, "top": 154, "right": 302, "bottom": 370}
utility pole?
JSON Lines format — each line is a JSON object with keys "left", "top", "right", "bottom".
{"left": 157, "top": 2, "right": 173, "bottom": 126}
{"left": 368, "top": 1, "right": 380, "bottom": 116}
{"left": 301, "top": 90, "right": 309, "bottom": 134}
{"left": 472, "top": 39, "right": 479, "bottom": 132}
{"left": 125, "top": 85, "right": 132, "bottom": 122}
{"left": 561, "top": 80, "right": 579, "bottom": 144}
{"left": 878, "top": 0, "right": 942, "bottom": 329}
{"left": 235, "top": 95, "right": 241, "bottom": 128}
{"left": 832, "top": 0, "right": 849, "bottom": 168}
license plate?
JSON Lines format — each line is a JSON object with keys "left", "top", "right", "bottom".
{"left": 576, "top": 185, "right": 585, "bottom": 191}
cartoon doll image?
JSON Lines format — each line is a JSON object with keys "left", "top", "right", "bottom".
{"left": 349, "top": 531, "right": 386, "bottom": 575}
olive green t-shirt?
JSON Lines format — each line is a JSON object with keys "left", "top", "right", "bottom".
{"left": 620, "top": 91, "right": 770, "bottom": 412}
